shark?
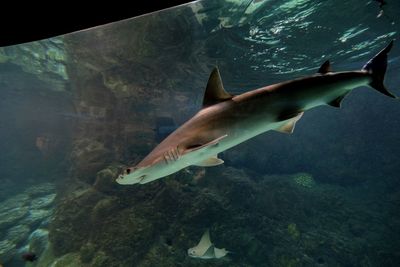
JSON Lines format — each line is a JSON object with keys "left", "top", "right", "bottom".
{"left": 116, "top": 40, "right": 396, "bottom": 185}
{"left": 188, "top": 229, "right": 229, "bottom": 259}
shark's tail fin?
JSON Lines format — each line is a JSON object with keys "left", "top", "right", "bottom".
{"left": 362, "top": 40, "right": 397, "bottom": 98}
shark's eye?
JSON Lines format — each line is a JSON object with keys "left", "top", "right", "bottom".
{"left": 126, "top": 168, "right": 131, "bottom": 174}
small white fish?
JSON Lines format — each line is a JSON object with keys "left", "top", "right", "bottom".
{"left": 188, "top": 229, "right": 229, "bottom": 259}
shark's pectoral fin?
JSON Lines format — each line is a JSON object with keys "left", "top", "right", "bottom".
{"left": 186, "top": 134, "right": 228, "bottom": 153}
{"left": 194, "top": 156, "right": 224, "bottom": 167}
{"left": 327, "top": 93, "right": 349, "bottom": 108}
{"left": 276, "top": 112, "right": 304, "bottom": 134}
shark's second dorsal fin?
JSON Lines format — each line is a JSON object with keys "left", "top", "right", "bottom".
{"left": 203, "top": 67, "right": 233, "bottom": 107}
{"left": 318, "top": 60, "right": 332, "bottom": 74}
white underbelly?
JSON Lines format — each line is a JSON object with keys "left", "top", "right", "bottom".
{"left": 187, "top": 118, "right": 287, "bottom": 163}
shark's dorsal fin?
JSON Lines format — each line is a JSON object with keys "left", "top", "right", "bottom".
{"left": 203, "top": 67, "right": 233, "bottom": 107}
{"left": 194, "top": 155, "right": 224, "bottom": 167}
{"left": 318, "top": 60, "right": 332, "bottom": 74}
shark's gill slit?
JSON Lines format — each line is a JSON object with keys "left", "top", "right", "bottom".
{"left": 163, "top": 153, "right": 169, "bottom": 164}
{"left": 169, "top": 150, "right": 175, "bottom": 161}
{"left": 171, "top": 149, "right": 179, "bottom": 160}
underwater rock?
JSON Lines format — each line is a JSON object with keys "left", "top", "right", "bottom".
{"left": 21, "top": 209, "right": 53, "bottom": 227}
{"left": 137, "top": 244, "right": 177, "bottom": 267}
{"left": 28, "top": 229, "right": 50, "bottom": 256}
{"left": 93, "top": 166, "right": 121, "bottom": 193}
{"left": 0, "top": 38, "right": 68, "bottom": 91}
{"left": 0, "top": 239, "right": 16, "bottom": 263}
{"left": 5, "top": 225, "right": 30, "bottom": 245}
{"left": 90, "top": 250, "right": 111, "bottom": 267}
{"left": 91, "top": 197, "right": 119, "bottom": 223}
{"left": 79, "top": 242, "right": 96, "bottom": 263}
{"left": 51, "top": 252, "right": 84, "bottom": 267}
{"left": 25, "top": 183, "right": 56, "bottom": 198}
{"left": 70, "top": 138, "right": 113, "bottom": 182}
{"left": 49, "top": 188, "right": 104, "bottom": 256}
{"left": 287, "top": 223, "right": 301, "bottom": 240}
{"left": 0, "top": 206, "right": 29, "bottom": 229}
{"left": 292, "top": 173, "right": 316, "bottom": 188}
{"left": 30, "top": 193, "right": 56, "bottom": 209}
{"left": 0, "top": 193, "right": 30, "bottom": 213}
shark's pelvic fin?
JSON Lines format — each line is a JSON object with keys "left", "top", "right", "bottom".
{"left": 328, "top": 93, "right": 348, "bottom": 108}
{"left": 203, "top": 67, "right": 233, "bottom": 107}
{"left": 194, "top": 156, "right": 224, "bottom": 167}
{"left": 318, "top": 60, "right": 332, "bottom": 74}
{"left": 276, "top": 112, "right": 304, "bottom": 134}
{"left": 186, "top": 134, "right": 228, "bottom": 153}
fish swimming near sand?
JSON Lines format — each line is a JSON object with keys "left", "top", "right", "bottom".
{"left": 188, "top": 229, "right": 229, "bottom": 259}
{"left": 116, "top": 40, "right": 396, "bottom": 185}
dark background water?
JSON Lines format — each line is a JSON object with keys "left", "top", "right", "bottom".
{"left": 0, "top": 0, "right": 399, "bottom": 266}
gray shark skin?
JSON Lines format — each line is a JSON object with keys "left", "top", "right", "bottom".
{"left": 116, "top": 40, "right": 396, "bottom": 185}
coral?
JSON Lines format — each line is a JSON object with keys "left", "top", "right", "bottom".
{"left": 292, "top": 173, "right": 316, "bottom": 188}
